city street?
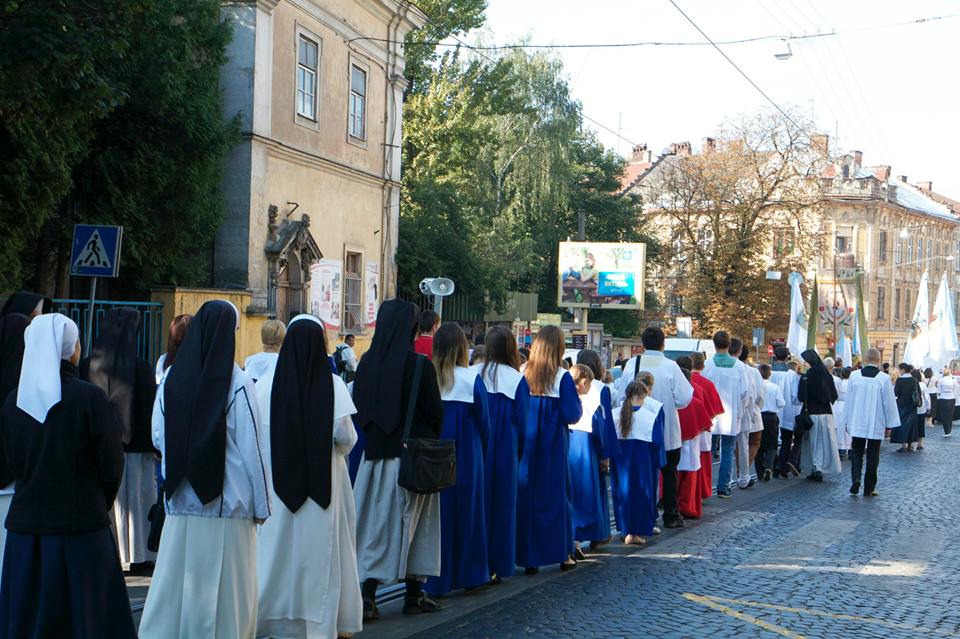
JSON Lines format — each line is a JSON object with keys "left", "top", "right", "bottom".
{"left": 344, "top": 429, "right": 960, "bottom": 639}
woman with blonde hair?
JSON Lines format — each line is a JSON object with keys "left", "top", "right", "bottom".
{"left": 517, "top": 326, "right": 582, "bottom": 574}
{"left": 425, "top": 323, "right": 490, "bottom": 596}
{"left": 613, "top": 373, "right": 664, "bottom": 545}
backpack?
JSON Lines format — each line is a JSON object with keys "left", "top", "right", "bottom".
{"left": 333, "top": 344, "right": 348, "bottom": 374}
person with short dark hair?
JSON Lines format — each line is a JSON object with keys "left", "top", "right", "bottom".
{"left": 414, "top": 310, "right": 441, "bottom": 360}
{"left": 334, "top": 334, "right": 358, "bottom": 382}
{"left": 769, "top": 345, "right": 802, "bottom": 478}
{"left": 615, "top": 327, "right": 693, "bottom": 527}
{"left": 701, "top": 331, "right": 751, "bottom": 498}
{"left": 757, "top": 364, "right": 784, "bottom": 481}
{"left": 733, "top": 339, "right": 764, "bottom": 489}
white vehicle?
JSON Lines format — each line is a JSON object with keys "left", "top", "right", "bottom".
{"left": 662, "top": 338, "right": 716, "bottom": 362}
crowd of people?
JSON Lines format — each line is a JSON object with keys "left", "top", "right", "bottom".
{"left": 0, "top": 290, "right": 948, "bottom": 638}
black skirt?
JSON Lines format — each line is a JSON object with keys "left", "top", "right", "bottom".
{"left": 0, "top": 527, "right": 137, "bottom": 638}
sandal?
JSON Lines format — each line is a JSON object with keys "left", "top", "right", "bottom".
{"left": 402, "top": 594, "right": 441, "bottom": 615}
{"left": 624, "top": 534, "right": 647, "bottom": 546}
{"left": 362, "top": 597, "right": 379, "bottom": 621}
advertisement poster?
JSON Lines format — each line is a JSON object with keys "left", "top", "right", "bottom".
{"left": 365, "top": 262, "right": 380, "bottom": 327}
{"left": 557, "top": 242, "right": 646, "bottom": 310}
{"left": 310, "top": 258, "right": 342, "bottom": 330}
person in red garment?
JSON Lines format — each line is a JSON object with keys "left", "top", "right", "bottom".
{"left": 690, "top": 352, "right": 723, "bottom": 501}
{"left": 414, "top": 310, "right": 440, "bottom": 360}
{"left": 674, "top": 357, "right": 714, "bottom": 519}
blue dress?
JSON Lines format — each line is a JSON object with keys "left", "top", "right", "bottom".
{"left": 481, "top": 366, "right": 529, "bottom": 579}
{"left": 426, "top": 370, "right": 490, "bottom": 595}
{"left": 613, "top": 401, "right": 666, "bottom": 537}
{"left": 568, "top": 384, "right": 607, "bottom": 542}
{"left": 516, "top": 370, "right": 583, "bottom": 568}
{"left": 596, "top": 384, "right": 619, "bottom": 540}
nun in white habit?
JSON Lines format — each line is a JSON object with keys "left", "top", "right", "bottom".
{"left": 139, "top": 300, "right": 270, "bottom": 639}
{"left": 255, "top": 314, "right": 362, "bottom": 638}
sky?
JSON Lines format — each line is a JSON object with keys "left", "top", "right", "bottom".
{"left": 470, "top": 0, "right": 960, "bottom": 196}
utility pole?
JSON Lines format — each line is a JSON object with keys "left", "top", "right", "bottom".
{"left": 578, "top": 211, "right": 588, "bottom": 334}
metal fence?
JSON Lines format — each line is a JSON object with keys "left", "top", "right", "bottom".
{"left": 52, "top": 299, "right": 165, "bottom": 365}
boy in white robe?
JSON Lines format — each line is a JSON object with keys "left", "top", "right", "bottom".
{"left": 701, "top": 331, "right": 750, "bottom": 498}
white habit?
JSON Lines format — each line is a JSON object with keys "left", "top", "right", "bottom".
{"left": 255, "top": 371, "right": 363, "bottom": 638}
{"left": 112, "top": 451, "right": 157, "bottom": 566}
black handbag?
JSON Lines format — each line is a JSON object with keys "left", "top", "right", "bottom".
{"left": 398, "top": 355, "right": 456, "bottom": 494}
{"left": 795, "top": 374, "right": 814, "bottom": 433}
{"left": 146, "top": 489, "right": 165, "bottom": 552}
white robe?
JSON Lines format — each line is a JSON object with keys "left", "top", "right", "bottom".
{"left": 769, "top": 368, "right": 801, "bottom": 431}
{"left": 112, "top": 451, "right": 157, "bottom": 566}
{"left": 701, "top": 359, "right": 750, "bottom": 437}
{"left": 834, "top": 379, "right": 852, "bottom": 449}
{"left": 839, "top": 370, "right": 900, "bottom": 441}
{"left": 255, "top": 372, "right": 363, "bottom": 638}
{"left": 744, "top": 365, "right": 765, "bottom": 434}
{"left": 615, "top": 353, "right": 694, "bottom": 451}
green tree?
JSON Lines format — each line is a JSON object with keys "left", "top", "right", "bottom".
{"left": 0, "top": 1, "right": 143, "bottom": 290}
{"left": 403, "top": 0, "right": 487, "bottom": 94}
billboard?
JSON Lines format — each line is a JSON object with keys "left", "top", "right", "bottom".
{"left": 558, "top": 242, "right": 646, "bottom": 310}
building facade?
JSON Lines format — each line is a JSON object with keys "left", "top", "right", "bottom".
{"left": 216, "top": 0, "right": 426, "bottom": 340}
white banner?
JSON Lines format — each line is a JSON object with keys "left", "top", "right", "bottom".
{"left": 310, "top": 258, "right": 342, "bottom": 331}
{"left": 365, "top": 262, "right": 380, "bottom": 327}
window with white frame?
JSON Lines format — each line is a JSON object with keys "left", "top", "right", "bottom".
{"left": 918, "top": 237, "right": 924, "bottom": 265}
{"left": 895, "top": 238, "right": 903, "bottom": 264}
{"left": 894, "top": 288, "right": 901, "bottom": 320}
{"left": 297, "top": 35, "right": 319, "bottom": 120}
{"left": 907, "top": 237, "right": 914, "bottom": 263}
{"left": 342, "top": 250, "right": 364, "bottom": 331}
{"left": 348, "top": 64, "right": 366, "bottom": 139}
{"left": 877, "top": 230, "right": 888, "bottom": 263}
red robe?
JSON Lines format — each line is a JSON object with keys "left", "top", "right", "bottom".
{"left": 676, "top": 392, "right": 713, "bottom": 518}
{"left": 414, "top": 335, "right": 434, "bottom": 359}
{"left": 691, "top": 372, "right": 723, "bottom": 501}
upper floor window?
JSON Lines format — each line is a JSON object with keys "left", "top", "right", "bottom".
{"left": 895, "top": 239, "right": 903, "bottom": 264}
{"left": 877, "top": 230, "right": 888, "bottom": 263}
{"left": 343, "top": 250, "right": 364, "bottom": 331}
{"left": 894, "top": 288, "right": 901, "bottom": 320}
{"left": 907, "top": 237, "right": 914, "bottom": 263}
{"left": 918, "top": 237, "right": 924, "bottom": 265}
{"left": 876, "top": 286, "right": 886, "bottom": 321}
{"left": 297, "top": 36, "right": 319, "bottom": 120}
{"left": 348, "top": 64, "right": 367, "bottom": 140}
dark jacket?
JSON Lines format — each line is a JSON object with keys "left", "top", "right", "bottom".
{"left": 80, "top": 357, "right": 157, "bottom": 453}
{"left": 798, "top": 370, "right": 838, "bottom": 415}
{"left": 361, "top": 352, "right": 443, "bottom": 460}
{"left": 0, "top": 361, "right": 124, "bottom": 534}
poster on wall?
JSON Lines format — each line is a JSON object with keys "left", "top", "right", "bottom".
{"left": 365, "top": 262, "right": 380, "bottom": 327}
{"left": 310, "top": 258, "right": 342, "bottom": 330}
{"left": 557, "top": 241, "right": 646, "bottom": 310}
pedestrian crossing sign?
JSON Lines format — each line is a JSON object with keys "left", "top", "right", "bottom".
{"left": 70, "top": 224, "right": 123, "bottom": 278}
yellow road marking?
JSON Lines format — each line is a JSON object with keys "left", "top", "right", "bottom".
{"left": 682, "top": 593, "right": 806, "bottom": 638}
{"left": 684, "top": 594, "right": 951, "bottom": 636}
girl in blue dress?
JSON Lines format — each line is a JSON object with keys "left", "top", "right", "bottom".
{"left": 425, "top": 323, "right": 490, "bottom": 596}
{"left": 480, "top": 326, "right": 529, "bottom": 582}
{"left": 517, "top": 326, "right": 583, "bottom": 573}
{"left": 614, "top": 373, "right": 665, "bottom": 546}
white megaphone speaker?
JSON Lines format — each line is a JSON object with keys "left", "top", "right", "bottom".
{"left": 419, "top": 277, "right": 455, "bottom": 316}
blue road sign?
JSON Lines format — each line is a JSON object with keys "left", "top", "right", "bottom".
{"left": 70, "top": 225, "right": 123, "bottom": 278}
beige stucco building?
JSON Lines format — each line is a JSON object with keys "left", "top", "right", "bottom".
{"left": 215, "top": 0, "right": 426, "bottom": 349}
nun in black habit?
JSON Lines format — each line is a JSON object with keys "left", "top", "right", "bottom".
{"left": 0, "top": 290, "right": 51, "bottom": 319}
{"left": 798, "top": 349, "right": 842, "bottom": 481}
{"left": 0, "top": 313, "right": 30, "bottom": 582}
{"left": 0, "top": 313, "right": 136, "bottom": 638}
{"left": 353, "top": 299, "right": 444, "bottom": 620}
{"left": 80, "top": 307, "right": 158, "bottom": 569}
{"left": 255, "top": 314, "right": 363, "bottom": 638}
{"left": 139, "top": 300, "right": 270, "bottom": 639}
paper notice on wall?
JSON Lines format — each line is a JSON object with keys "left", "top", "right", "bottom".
{"left": 365, "top": 262, "right": 380, "bottom": 327}
{"left": 310, "top": 258, "right": 342, "bottom": 330}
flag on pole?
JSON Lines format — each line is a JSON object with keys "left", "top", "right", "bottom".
{"left": 852, "top": 303, "right": 862, "bottom": 356}
{"left": 855, "top": 272, "right": 869, "bottom": 353}
{"left": 836, "top": 329, "right": 852, "bottom": 367}
{"left": 903, "top": 270, "right": 930, "bottom": 369}
{"left": 806, "top": 274, "right": 819, "bottom": 351}
{"left": 786, "top": 272, "right": 807, "bottom": 357}
{"left": 927, "top": 272, "right": 960, "bottom": 371}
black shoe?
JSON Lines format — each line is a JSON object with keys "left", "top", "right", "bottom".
{"left": 362, "top": 597, "right": 380, "bottom": 621}
{"left": 786, "top": 462, "right": 800, "bottom": 477}
{"left": 524, "top": 566, "right": 539, "bottom": 576}
{"left": 807, "top": 472, "right": 823, "bottom": 483}
{"left": 716, "top": 490, "right": 731, "bottom": 499}
{"left": 763, "top": 469, "right": 772, "bottom": 482}
{"left": 866, "top": 489, "right": 879, "bottom": 497}
{"left": 560, "top": 559, "right": 577, "bottom": 572}
{"left": 664, "top": 517, "right": 684, "bottom": 529}
{"left": 850, "top": 481, "right": 860, "bottom": 495}
{"left": 573, "top": 546, "right": 586, "bottom": 561}
{"left": 403, "top": 594, "right": 442, "bottom": 615}
{"left": 775, "top": 471, "right": 789, "bottom": 479}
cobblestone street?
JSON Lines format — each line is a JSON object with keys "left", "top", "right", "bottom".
{"left": 356, "top": 427, "right": 960, "bottom": 639}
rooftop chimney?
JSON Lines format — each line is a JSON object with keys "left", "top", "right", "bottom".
{"left": 917, "top": 181, "right": 933, "bottom": 193}
{"left": 811, "top": 133, "right": 829, "bottom": 157}
{"left": 875, "top": 165, "right": 891, "bottom": 181}
{"left": 702, "top": 137, "right": 717, "bottom": 153}
{"left": 630, "top": 143, "right": 652, "bottom": 164}
{"left": 669, "top": 141, "right": 692, "bottom": 157}
{"left": 851, "top": 150, "right": 862, "bottom": 170}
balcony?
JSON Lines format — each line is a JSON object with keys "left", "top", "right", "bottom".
{"left": 835, "top": 253, "right": 857, "bottom": 269}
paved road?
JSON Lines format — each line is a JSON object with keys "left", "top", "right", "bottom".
{"left": 357, "top": 427, "right": 960, "bottom": 639}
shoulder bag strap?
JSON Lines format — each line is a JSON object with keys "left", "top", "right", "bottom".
{"left": 634, "top": 355, "right": 641, "bottom": 380}
{"left": 402, "top": 355, "right": 425, "bottom": 442}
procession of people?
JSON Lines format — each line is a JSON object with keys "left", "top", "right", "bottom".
{"left": 0, "top": 293, "right": 949, "bottom": 638}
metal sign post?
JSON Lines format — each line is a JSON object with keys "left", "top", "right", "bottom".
{"left": 69, "top": 224, "right": 123, "bottom": 355}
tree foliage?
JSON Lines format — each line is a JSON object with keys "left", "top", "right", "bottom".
{"left": 0, "top": 0, "right": 236, "bottom": 294}
{"left": 644, "top": 109, "right": 826, "bottom": 338}
{"left": 398, "top": 47, "right": 657, "bottom": 336}
{"left": 403, "top": 0, "right": 487, "bottom": 94}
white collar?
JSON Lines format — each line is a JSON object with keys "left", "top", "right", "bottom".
{"left": 441, "top": 366, "right": 479, "bottom": 403}
{"left": 481, "top": 363, "right": 524, "bottom": 399}
{"left": 570, "top": 385, "right": 602, "bottom": 432}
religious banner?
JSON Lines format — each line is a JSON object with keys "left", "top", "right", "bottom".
{"left": 365, "top": 262, "right": 380, "bottom": 327}
{"left": 309, "top": 258, "right": 342, "bottom": 331}
{"left": 903, "top": 270, "right": 930, "bottom": 368}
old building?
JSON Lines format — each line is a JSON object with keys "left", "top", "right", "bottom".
{"left": 215, "top": 0, "right": 426, "bottom": 337}
{"left": 622, "top": 135, "right": 960, "bottom": 362}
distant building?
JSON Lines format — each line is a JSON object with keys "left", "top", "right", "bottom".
{"left": 215, "top": 0, "right": 426, "bottom": 334}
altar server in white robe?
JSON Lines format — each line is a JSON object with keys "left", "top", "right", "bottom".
{"left": 733, "top": 339, "right": 764, "bottom": 489}
{"left": 769, "top": 345, "right": 802, "bottom": 477}
{"left": 256, "top": 314, "right": 362, "bottom": 638}
{"left": 701, "top": 331, "right": 750, "bottom": 498}
{"left": 140, "top": 300, "right": 270, "bottom": 639}
{"left": 839, "top": 348, "right": 899, "bottom": 496}
{"left": 615, "top": 327, "right": 693, "bottom": 528}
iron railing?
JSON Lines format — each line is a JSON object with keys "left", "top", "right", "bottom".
{"left": 52, "top": 299, "right": 165, "bottom": 365}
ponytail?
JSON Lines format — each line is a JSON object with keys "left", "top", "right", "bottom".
{"left": 618, "top": 373, "right": 654, "bottom": 438}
